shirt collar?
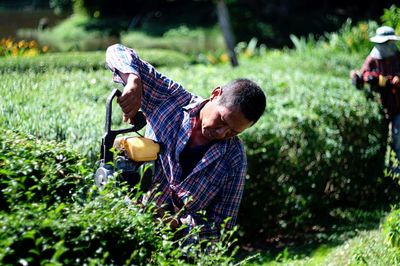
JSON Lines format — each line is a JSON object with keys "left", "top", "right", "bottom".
{"left": 182, "top": 95, "right": 208, "bottom": 116}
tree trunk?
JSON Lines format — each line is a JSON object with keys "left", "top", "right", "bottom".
{"left": 216, "top": 0, "right": 238, "bottom": 67}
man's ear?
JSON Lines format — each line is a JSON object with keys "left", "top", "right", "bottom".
{"left": 210, "top": 86, "right": 222, "bottom": 101}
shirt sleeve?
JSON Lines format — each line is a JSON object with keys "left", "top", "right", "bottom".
{"left": 361, "top": 56, "right": 379, "bottom": 81}
{"left": 105, "top": 43, "right": 191, "bottom": 117}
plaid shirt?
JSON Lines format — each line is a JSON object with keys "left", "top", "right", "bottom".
{"left": 106, "top": 44, "right": 246, "bottom": 240}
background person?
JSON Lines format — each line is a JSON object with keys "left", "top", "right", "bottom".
{"left": 352, "top": 26, "right": 400, "bottom": 165}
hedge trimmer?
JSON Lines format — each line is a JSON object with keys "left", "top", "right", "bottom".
{"left": 94, "top": 88, "right": 160, "bottom": 191}
{"left": 351, "top": 71, "right": 399, "bottom": 92}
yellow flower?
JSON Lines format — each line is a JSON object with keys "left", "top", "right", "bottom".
{"left": 12, "top": 46, "right": 19, "bottom": 56}
{"left": 360, "top": 23, "right": 368, "bottom": 32}
{"left": 24, "top": 49, "right": 38, "bottom": 57}
{"left": 346, "top": 37, "right": 353, "bottom": 46}
{"left": 6, "top": 39, "right": 13, "bottom": 49}
{"left": 18, "top": 40, "right": 26, "bottom": 48}
{"left": 29, "top": 40, "right": 37, "bottom": 48}
{"left": 244, "top": 48, "right": 253, "bottom": 57}
{"left": 219, "top": 53, "right": 229, "bottom": 63}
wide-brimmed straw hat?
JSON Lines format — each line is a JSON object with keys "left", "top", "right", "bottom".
{"left": 370, "top": 26, "right": 400, "bottom": 43}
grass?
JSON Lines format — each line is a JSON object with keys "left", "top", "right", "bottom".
{"left": 242, "top": 208, "right": 400, "bottom": 265}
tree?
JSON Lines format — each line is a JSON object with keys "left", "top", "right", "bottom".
{"left": 216, "top": 0, "right": 238, "bottom": 67}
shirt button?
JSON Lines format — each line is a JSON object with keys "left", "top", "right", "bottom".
{"left": 201, "top": 159, "right": 206, "bottom": 163}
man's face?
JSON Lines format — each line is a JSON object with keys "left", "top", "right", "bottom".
{"left": 199, "top": 88, "right": 252, "bottom": 141}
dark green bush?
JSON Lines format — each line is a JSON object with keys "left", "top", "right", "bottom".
{"left": 0, "top": 130, "right": 238, "bottom": 265}
{"left": 0, "top": 129, "right": 92, "bottom": 211}
{"left": 238, "top": 73, "right": 400, "bottom": 240}
{"left": 0, "top": 194, "right": 184, "bottom": 265}
{"left": 0, "top": 49, "right": 190, "bottom": 73}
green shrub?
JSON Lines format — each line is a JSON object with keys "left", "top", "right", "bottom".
{"left": 0, "top": 192, "right": 236, "bottom": 265}
{"left": 0, "top": 131, "right": 239, "bottom": 265}
{"left": 2, "top": 47, "right": 399, "bottom": 244}
{"left": 0, "top": 194, "right": 178, "bottom": 265}
{"left": 381, "top": 5, "right": 400, "bottom": 32}
{"left": 0, "top": 129, "right": 92, "bottom": 211}
{"left": 157, "top": 50, "right": 400, "bottom": 238}
{"left": 290, "top": 19, "right": 378, "bottom": 54}
{"left": 322, "top": 19, "right": 378, "bottom": 54}
{"left": 238, "top": 72, "right": 396, "bottom": 238}
{"left": 0, "top": 51, "right": 106, "bottom": 72}
{"left": 383, "top": 207, "right": 400, "bottom": 248}
{"left": 290, "top": 6, "right": 400, "bottom": 55}
{"left": 0, "top": 49, "right": 190, "bottom": 73}
{"left": 35, "top": 14, "right": 116, "bottom": 52}
{"left": 121, "top": 26, "right": 225, "bottom": 59}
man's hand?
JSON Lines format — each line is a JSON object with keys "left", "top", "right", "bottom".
{"left": 118, "top": 73, "right": 143, "bottom": 123}
{"left": 156, "top": 207, "right": 180, "bottom": 230}
{"left": 392, "top": 75, "right": 400, "bottom": 88}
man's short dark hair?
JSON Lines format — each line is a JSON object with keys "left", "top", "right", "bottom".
{"left": 218, "top": 78, "right": 266, "bottom": 124}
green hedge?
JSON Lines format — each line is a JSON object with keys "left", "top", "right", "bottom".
{"left": 0, "top": 49, "right": 191, "bottom": 73}
{"left": 238, "top": 67, "right": 400, "bottom": 239}
{"left": 0, "top": 129, "right": 92, "bottom": 212}
{"left": 2, "top": 47, "right": 400, "bottom": 244}
{"left": 0, "top": 130, "right": 237, "bottom": 265}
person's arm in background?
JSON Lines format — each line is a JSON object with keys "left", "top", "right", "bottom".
{"left": 106, "top": 43, "right": 190, "bottom": 123}
{"left": 361, "top": 55, "right": 400, "bottom": 89}
{"left": 361, "top": 56, "right": 381, "bottom": 86}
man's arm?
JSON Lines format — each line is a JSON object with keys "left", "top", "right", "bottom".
{"left": 117, "top": 73, "right": 143, "bottom": 123}
{"left": 360, "top": 56, "right": 400, "bottom": 89}
{"left": 106, "top": 44, "right": 190, "bottom": 122}
{"left": 361, "top": 56, "right": 379, "bottom": 82}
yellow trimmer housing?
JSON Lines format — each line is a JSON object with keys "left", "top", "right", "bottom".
{"left": 114, "top": 136, "right": 160, "bottom": 162}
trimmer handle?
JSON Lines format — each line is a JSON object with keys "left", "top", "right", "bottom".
{"left": 101, "top": 88, "right": 146, "bottom": 163}
{"left": 105, "top": 89, "right": 146, "bottom": 135}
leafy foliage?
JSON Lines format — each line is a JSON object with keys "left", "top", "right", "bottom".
{"left": 381, "top": 5, "right": 400, "bottom": 32}
{"left": 0, "top": 48, "right": 190, "bottom": 73}
{"left": 238, "top": 52, "right": 400, "bottom": 239}
{"left": 121, "top": 26, "right": 225, "bottom": 61}
{"left": 0, "top": 129, "right": 91, "bottom": 211}
{"left": 290, "top": 20, "right": 378, "bottom": 54}
{"left": 383, "top": 207, "right": 400, "bottom": 248}
{"left": 0, "top": 130, "right": 238, "bottom": 265}
{"left": 2, "top": 46, "right": 399, "bottom": 242}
